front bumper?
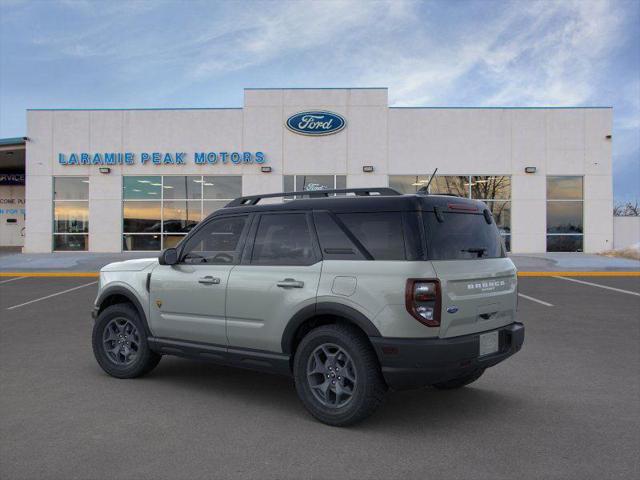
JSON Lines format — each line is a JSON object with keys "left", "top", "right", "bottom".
{"left": 369, "top": 322, "right": 524, "bottom": 390}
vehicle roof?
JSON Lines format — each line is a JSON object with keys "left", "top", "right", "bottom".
{"left": 213, "top": 194, "right": 487, "bottom": 218}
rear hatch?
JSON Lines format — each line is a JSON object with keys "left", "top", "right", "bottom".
{"left": 423, "top": 203, "right": 517, "bottom": 338}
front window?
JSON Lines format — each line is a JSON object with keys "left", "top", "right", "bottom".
{"left": 389, "top": 175, "right": 511, "bottom": 251}
{"left": 53, "top": 177, "right": 89, "bottom": 251}
{"left": 181, "top": 215, "right": 248, "bottom": 265}
{"left": 546, "top": 176, "right": 583, "bottom": 252}
{"left": 122, "top": 175, "right": 242, "bottom": 251}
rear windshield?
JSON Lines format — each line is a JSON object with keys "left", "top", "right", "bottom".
{"left": 424, "top": 211, "right": 505, "bottom": 260}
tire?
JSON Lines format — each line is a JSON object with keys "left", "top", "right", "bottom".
{"left": 432, "top": 369, "right": 485, "bottom": 390}
{"left": 293, "top": 324, "right": 387, "bottom": 427}
{"left": 92, "top": 303, "right": 161, "bottom": 379}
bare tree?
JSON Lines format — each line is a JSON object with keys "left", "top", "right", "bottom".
{"left": 613, "top": 201, "right": 639, "bottom": 216}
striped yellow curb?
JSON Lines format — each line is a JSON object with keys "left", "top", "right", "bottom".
{"left": 517, "top": 271, "right": 640, "bottom": 277}
{"left": 0, "top": 271, "right": 638, "bottom": 278}
{"left": 0, "top": 272, "right": 99, "bottom": 277}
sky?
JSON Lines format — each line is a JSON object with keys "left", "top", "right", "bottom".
{"left": 0, "top": 0, "right": 638, "bottom": 202}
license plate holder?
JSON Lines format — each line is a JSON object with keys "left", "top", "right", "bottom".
{"left": 479, "top": 330, "right": 499, "bottom": 357}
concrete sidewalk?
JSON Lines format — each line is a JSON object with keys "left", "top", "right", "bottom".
{"left": 0, "top": 250, "right": 639, "bottom": 273}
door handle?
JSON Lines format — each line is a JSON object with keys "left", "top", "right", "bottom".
{"left": 277, "top": 278, "right": 304, "bottom": 288}
{"left": 198, "top": 276, "right": 221, "bottom": 285}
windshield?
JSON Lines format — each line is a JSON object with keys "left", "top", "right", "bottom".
{"left": 424, "top": 211, "right": 505, "bottom": 260}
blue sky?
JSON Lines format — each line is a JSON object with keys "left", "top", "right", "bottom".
{"left": 0, "top": 0, "right": 638, "bottom": 202}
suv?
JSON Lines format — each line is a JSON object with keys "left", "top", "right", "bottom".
{"left": 92, "top": 187, "right": 524, "bottom": 426}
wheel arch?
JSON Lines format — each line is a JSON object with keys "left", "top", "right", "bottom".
{"left": 281, "top": 302, "right": 381, "bottom": 355}
{"left": 95, "top": 286, "right": 151, "bottom": 337}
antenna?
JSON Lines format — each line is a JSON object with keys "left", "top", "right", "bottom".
{"left": 417, "top": 168, "right": 438, "bottom": 194}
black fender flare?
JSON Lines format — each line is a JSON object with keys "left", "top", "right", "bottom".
{"left": 281, "top": 302, "right": 381, "bottom": 354}
{"left": 95, "top": 285, "right": 151, "bottom": 337}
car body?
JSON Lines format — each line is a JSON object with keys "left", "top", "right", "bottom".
{"left": 92, "top": 187, "right": 524, "bottom": 426}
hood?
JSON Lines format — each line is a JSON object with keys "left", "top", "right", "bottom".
{"left": 101, "top": 258, "right": 158, "bottom": 272}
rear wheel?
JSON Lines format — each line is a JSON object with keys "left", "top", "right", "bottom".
{"left": 432, "top": 369, "right": 484, "bottom": 390}
{"left": 293, "top": 324, "right": 386, "bottom": 427}
{"left": 92, "top": 303, "right": 161, "bottom": 379}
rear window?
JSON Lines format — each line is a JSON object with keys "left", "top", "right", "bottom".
{"left": 337, "top": 212, "right": 406, "bottom": 260}
{"left": 424, "top": 211, "right": 505, "bottom": 260}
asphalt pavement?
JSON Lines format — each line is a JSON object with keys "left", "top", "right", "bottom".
{"left": 1, "top": 275, "right": 639, "bottom": 479}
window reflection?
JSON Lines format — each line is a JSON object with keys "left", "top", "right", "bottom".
{"left": 389, "top": 175, "right": 431, "bottom": 194}
{"left": 54, "top": 177, "right": 89, "bottom": 200}
{"left": 121, "top": 175, "right": 242, "bottom": 250}
{"left": 123, "top": 176, "right": 161, "bottom": 199}
{"left": 162, "top": 200, "right": 202, "bottom": 233}
{"left": 54, "top": 235, "right": 87, "bottom": 251}
{"left": 547, "top": 176, "right": 583, "bottom": 200}
{"left": 430, "top": 176, "right": 469, "bottom": 197}
{"left": 162, "top": 176, "right": 202, "bottom": 200}
{"left": 485, "top": 201, "right": 511, "bottom": 234}
{"left": 471, "top": 176, "right": 511, "bottom": 200}
{"left": 54, "top": 202, "right": 89, "bottom": 233}
{"left": 283, "top": 175, "right": 346, "bottom": 199}
{"left": 53, "top": 177, "right": 89, "bottom": 251}
{"left": 547, "top": 201, "right": 583, "bottom": 234}
{"left": 203, "top": 176, "right": 242, "bottom": 199}
{"left": 123, "top": 201, "right": 161, "bottom": 232}
{"left": 123, "top": 235, "right": 161, "bottom": 251}
{"left": 547, "top": 235, "right": 583, "bottom": 252}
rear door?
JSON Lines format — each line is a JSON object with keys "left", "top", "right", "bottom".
{"left": 424, "top": 209, "right": 517, "bottom": 338}
{"left": 226, "top": 212, "right": 322, "bottom": 353}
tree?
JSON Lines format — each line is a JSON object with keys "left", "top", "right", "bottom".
{"left": 613, "top": 201, "right": 639, "bottom": 216}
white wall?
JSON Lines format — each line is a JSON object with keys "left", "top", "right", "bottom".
{"left": 613, "top": 217, "right": 640, "bottom": 250}
{"left": 25, "top": 89, "right": 613, "bottom": 253}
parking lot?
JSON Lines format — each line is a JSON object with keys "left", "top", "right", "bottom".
{"left": 1, "top": 274, "right": 638, "bottom": 480}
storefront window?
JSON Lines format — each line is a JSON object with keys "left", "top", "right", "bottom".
{"left": 388, "top": 175, "right": 431, "bottom": 194}
{"left": 283, "top": 175, "right": 346, "bottom": 198}
{"left": 388, "top": 174, "right": 511, "bottom": 251}
{"left": 53, "top": 177, "right": 89, "bottom": 251}
{"left": 546, "top": 176, "right": 583, "bottom": 252}
{"left": 122, "top": 175, "right": 241, "bottom": 251}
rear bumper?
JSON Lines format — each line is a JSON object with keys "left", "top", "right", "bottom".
{"left": 369, "top": 322, "right": 524, "bottom": 391}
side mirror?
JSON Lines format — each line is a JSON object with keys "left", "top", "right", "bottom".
{"left": 159, "top": 247, "right": 178, "bottom": 266}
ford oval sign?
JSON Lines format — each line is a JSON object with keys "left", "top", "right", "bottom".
{"left": 286, "top": 111, "right": 346, "bottom": 136}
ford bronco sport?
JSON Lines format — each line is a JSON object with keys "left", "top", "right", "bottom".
{"left": 92, "top": 187, "right": 524, "bottom": 426}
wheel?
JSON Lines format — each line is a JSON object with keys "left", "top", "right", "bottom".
{"left": 92, "top": 303, "right": 161, "bottom": 379}
{"left": 432, "top": 369, "right": 485, "bottom": 390}
{"left": 293, "top": 324, "right": 387, "bottom": 427}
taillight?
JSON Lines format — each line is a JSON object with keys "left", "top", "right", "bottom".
{"left": 405, "top": 279, "right": 441, "bottom": 327}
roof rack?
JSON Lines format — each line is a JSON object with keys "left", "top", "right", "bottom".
{"left": 225, "top": 187, "right": 401, "bottom": 207}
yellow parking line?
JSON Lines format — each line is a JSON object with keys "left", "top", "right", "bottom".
{"left": 518, "top": 271, "right": 640, "bottom": 277}
{"left": 0, "top": 272, "right": 99, "bottom": 278}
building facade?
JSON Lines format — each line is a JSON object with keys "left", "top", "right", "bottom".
{"left": 20, "top": 88, "right": 613, "bottom": 254}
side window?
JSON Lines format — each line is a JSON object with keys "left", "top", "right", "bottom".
{"left": 251, "top": 214, "right": 316, "bottom": 266}
{"left": 337, "top": 212, "right": 406, "bottom": 260}
{"left": 181, "top": 215, "right": 248, "bottom": 264}
{"left": 313, "top": 211, "right": 366, "bottom": 260}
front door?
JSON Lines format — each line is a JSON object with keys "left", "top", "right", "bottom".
{"left": 149, "top": 214, "right": 250, "bottom": 345}
{"left": 226, "top": 212, "right": 322, "bottom": 353}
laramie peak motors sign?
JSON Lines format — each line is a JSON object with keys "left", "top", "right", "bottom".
{"left": 286, "top": 111, "right": 346, "bottom": 136}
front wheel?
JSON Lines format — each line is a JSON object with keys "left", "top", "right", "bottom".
{"left": 92, "top": 303, "right": 161, "bottom": 379}
{"left": 293, "top": 324, "right": 387, "bottom": 427}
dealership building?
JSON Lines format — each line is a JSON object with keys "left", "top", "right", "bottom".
{"left": 0, "top": 88, "right": 617, "bottom": 254}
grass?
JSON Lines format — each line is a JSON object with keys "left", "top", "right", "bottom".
{"left": 599, "top": 248, "right": 640, "bottom": 261}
